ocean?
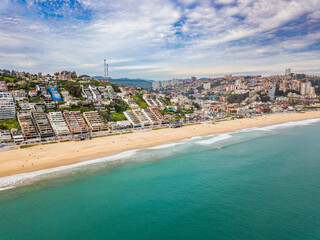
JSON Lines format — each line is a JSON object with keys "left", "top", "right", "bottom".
{"left": 0, "top": 119, "right": 320, "bottom": 240}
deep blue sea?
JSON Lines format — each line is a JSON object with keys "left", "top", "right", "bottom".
{"left": 1, "top": 119, "right": 320, "bottom": 240}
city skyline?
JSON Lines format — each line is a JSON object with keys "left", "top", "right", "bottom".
{"left": 1, "top": 0, "right": 320, "bottom": 80}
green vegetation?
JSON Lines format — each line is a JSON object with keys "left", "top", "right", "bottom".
{"left": 161, "top": 97, "right": 171, "bottom": 105}
{"left": 20, "top": 144, "right": 36, "bottom": 149}
{"left": 133, "top": 95, "right": 148, "bottom": 108}
{"left": 152, "top": 127, "right": 169, "bottom": 130}
{"left": 31, "top": 96, "right": 41, "bottom": 103}
{"left": 99, "top": 111, "right": 111, "bottom": 123}
{"left": 226, "top": 93, "right": 249, "bottom": 103}
{"left": 0, "top": 119, "right": 20, "bottom": 130}
{"left": 65, "top": 81, "right": 82, "bottom": 98}
{"left": 110, "top": 112, "right": 127, "bottom": 121}
{"left": 106, "top": 100, "right": 129, "bottom": 113}
{"left": 42, "top": 142, "right": 58, "bottom": 145}
{"left": 69, "top": 103, "right": 95, "bottom": 112}
{"left": 192, "top": 102, "right": 201, "bottom": 109}
{"left": 3, "top": 76, "right": 15, "bottom": 83}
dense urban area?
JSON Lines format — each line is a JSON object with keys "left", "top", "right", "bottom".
{"left": 1, "top": 68, "right": 320, "bottom": 151}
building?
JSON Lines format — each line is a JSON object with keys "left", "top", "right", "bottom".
{"left": 89, "top": 85, "right": 102, "bottom": 100}
{"left": 161, "top": 80, "right": 171, "bottom": 88}
{"left": 300, "top": 82, "right": 306, "bottom": 96}
{"left": 63, "top": 111, "right": 90, "bottom": 135}
{"left": 12, "top": 89, "right": 28, "bottom": 101}
{"left": 83, "top": 111, "right": 108, "bottom": 132}
{"left": 203, "top": 82, "right": 211, "bottom": 90}
{"left": 10, "top": 128, "right": 24, "bottom": 143}
{"left": 60, "top": 90, "right": 73, "bottom": 102}
{"left": 306, "top": 81, "right": 312, "bottom": 95}
{"left": 82, "top": 87, "right": 93, "bottom": 100}
{"left": 191, "top": 76, "right": 197, "bottom": 82}
{"left": 48, "top": 86, "right": 63, "bottom": 102}
{"left": 251, "top": 79, "right": 256, "bottom": 87}
{"left": 18, "top": 113, "right": 40, "bottom": 139}
{"left": 142, "top": 108, "right": 159, "bottom": 125}
{"left": 133, "top": 108, "right": 151, "bottom": 126}
{"left": 0, "top": 130, "right": 12, "bottom": 143}
{"left": 31, "top": 112, "right": 55, "bottom": 138}
{"left": 0, "top": 81, "right": 8, "bottom": 92}
{"left": 143, "top": 94, "right": 166, "bottom": 108}
{"left": 268, "top": 85, "right": 276, "bottom": 101}
{"left": 172, "top": 79, "right": 180, "bottom": 86}
{"left": 152, "top": 81, "right": 161, "bottom": 90}
{"left": 285, "top": 68, "right": 291, "bottom": 76}
{"left": 0, "top": 91, "right": 16, "bottom": 120}
{"left": 124, "top": 110, "right": 142, "bottom": 127}
{"left": 48, "top": 112, "right": 70, "bottom": 136}
{"left": 28, "top": 90, "right": 38, "bottom": 97}
{"left": 36, "top": 84, "right": 48, "bottom": 96}
{"left": 106, "top": 86, "right": 118, "bottom": 99}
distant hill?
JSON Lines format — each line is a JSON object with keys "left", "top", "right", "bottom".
{"left": 92, "top": 76, "right": 153, "bottom": 89}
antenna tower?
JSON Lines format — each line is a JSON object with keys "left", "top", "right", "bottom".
{"left": 104, "top": 59, "right": 107, "bottom": 81}
{"left": 107, "top": 63, "right": 109, "bottom": 82}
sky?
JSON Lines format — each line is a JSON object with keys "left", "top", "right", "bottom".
{"left": 0, "top": 0, "right": 320, "bottom": 80}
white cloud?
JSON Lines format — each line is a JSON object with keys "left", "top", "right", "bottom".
{"left": 0, "top": 0, "right": 320, "bottom": 79}
{"left": 215, "top": 0, "right": 235, "bottom": 4}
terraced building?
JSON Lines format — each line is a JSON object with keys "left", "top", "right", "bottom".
{"left": 18, "top": 113, "right": 39, "bottom": 139}
{"left": 63, "top": 111, "right": 90, "bottom": 135}
{"left": 83, "top": 111, "right": 108, "bottom": 132}
{"left": 48, "top": 112, "right": 70, "bottom": 136}
{"left": 31, "top": 112, "right": 55, "bottom": 138}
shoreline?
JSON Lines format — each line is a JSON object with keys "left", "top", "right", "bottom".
{"left": 1, "top": 111, "right": 320, "bottom": 179}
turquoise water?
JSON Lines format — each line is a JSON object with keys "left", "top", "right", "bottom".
{"left": 1, "top": 120, "right": 320, "bottom": 239}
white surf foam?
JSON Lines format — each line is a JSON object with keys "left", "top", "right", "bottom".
{"left": 258, "top": 118, "right": 320, "bottom": 131}
{"left": 1, "top": 117, "right": 320, "bottom": 191}
{"left": 0, "top": 149, "right": 138, "bottom": 191}
{"left": 196, "top": 133, "right": 232, "bottom": 146}
{"left": 148, "top": 142, "right": 184, "bottom": 150}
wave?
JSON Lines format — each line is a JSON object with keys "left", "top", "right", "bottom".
{"left": 0, "top": 150, "right": 138, "bottom": 191}
{"left": 258, "top": 118, "right": 320, "bottom": 131}
{"left": 148, "top": 142, "right": 184, "bottom": 150}
{"left": 1, "top": 117, "right": 320, "bottom": 191}
{"left": 196, "top": 133, "right": 232, "bottom": 146}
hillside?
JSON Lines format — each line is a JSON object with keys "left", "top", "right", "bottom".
{"left": 93, "top": 76, "right": 153, "bottom": 89}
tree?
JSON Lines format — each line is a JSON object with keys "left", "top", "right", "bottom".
{"left": 71, "top": 71, "right": 77, "bottom": 79}
{"left": 193, "top": 102, "right": 201, "bottom": 109}
{"left": 65, "top": 81, "right": 82, "bottom": 98}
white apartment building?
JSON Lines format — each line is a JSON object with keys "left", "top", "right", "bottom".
{"left": 152, "top": 81, "right": 161, "bottom": 90}
{"left": 203, "top": 82, "right": 211, "bottom": 90}
{"left": 48, "top": 112, "right": 70, "bottom": 136}
{"left": 0, "top": 91, "right": 16, "bottom": 120}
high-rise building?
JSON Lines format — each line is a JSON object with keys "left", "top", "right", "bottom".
{"left": 161, "top": 80, "right": 171, "bottom": 88}
{"left": 251, "top": 79, "right": 256, "bottom": 87}
{"left": 300, "top": 82, "right": 306, "bottom": 96}
{"left": 172, "top": 79, "right": 180, "bottom": 85}
{"left": 268, "top": 85, "right": 276, "bottom": 101}
{"left": 152, "top": 81, "right": 161, "bottom": 90}
{"left": 306, "top": 81, "right": 312, "bottom": 95}
{"left": 285, "top": 68, "right": 291, "bottom": 76}
{"left": 203, "top": 82, "right": 211, "bottom": 90}
{"left": 297, "top": 81, "right": 302, "bottom": 91}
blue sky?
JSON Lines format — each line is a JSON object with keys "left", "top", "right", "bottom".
{"left": 0, "top": 0, "right": 320, "bottom": 80}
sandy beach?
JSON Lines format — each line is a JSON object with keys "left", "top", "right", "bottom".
{"left": 0, "top": 111, "right": 320, "bottom": 178}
